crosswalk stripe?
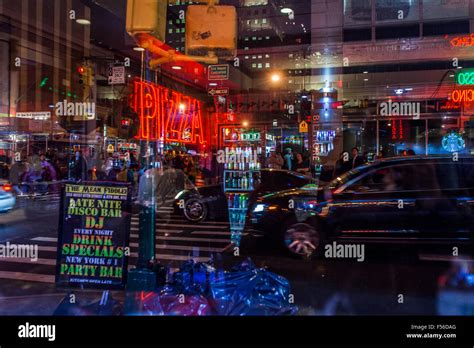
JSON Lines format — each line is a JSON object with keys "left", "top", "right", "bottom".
{"left": 132, "top": 216, "right": 230, "bottom": 226}
{"left": 31, "top": 236, "right": 230, "bottom": 243}
{"left": 31, "top": 237, "right": 57, "bottom": 242}
{"left": 191, "top": 231, "right": 239, "bottom": 236}
{"left": 31, "top": 243, "right": 224, "bottom": 254}
{"left": 37, "top": 246, "right": 57, "bottom": 252}
{"left": 0, "top": 271, "right": 55, "bottom": 283}
{"left": 156, "top": 235, "right": 230, "bottom": 243}
{"left": 129, "top": 242, "right": 224, "bottom": 253}
{"left": 30, "top": 234, "right": 231, "bottom": 244}
{"left": 0, "top": 251, "right": 212, "bottom": 269}
{"left": 150, "top": 223, "right": 226, "bottom": 230}
{"left": 152, "top": 254, "right": 209, "bottom": 262}
{"left": 130, "top": 221, "right": 228, "bottom": 230}
{"left": 30, "top": 243, "right": 227, "bottom": 254}
{"left": 129, "top": 229, "right": 184, "bottom": 234}
{"left": 0, "top": 258, "right": 56, "bottom": 266}
{"left": 133, "top": 219, "right": 231, "bottom": 226}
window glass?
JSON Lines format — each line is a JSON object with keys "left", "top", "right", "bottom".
{"left": 344, "top": 0, "right": 372, "bottom": 26}
{"left": 423, "top": 0, "right": 469, "bottom": 20}
{"left": 2, "top": 0, "right": 474, "bottom": 325}
{"left": 345, "top": 167, "right": 402, "bottom": 192}
{"left": 375, "top": 0, "right": 419, "bottom": 23}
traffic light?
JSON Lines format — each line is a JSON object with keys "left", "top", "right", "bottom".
{"left": 121, "top": 119, "right": 131, "bottom": 128}
{"left": 186, "top": 4, "right": 237, "bottom": 60}
{"left": 77, "top": 65, "right": 94, "bottom": 86}
{"left": 77, "top": 65, "right": 86, "bottom": 85}
{"left": 126, "top": 0, "right": 167, "bottom": 41}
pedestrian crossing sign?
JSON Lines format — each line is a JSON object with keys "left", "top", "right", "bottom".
{"left": 299, "top": 121, "right": 308, "bottom": 133}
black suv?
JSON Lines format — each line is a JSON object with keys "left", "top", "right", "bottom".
{"left": 248, "top": 156, "right": 474, "bottom": 258}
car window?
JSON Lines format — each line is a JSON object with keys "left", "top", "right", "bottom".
{"left": 272, "top": 171, "right": 309, "bottom": 189}
{"left": 344, "top": 167, "right": 401, "bottom": 193}
{"left": 343, "top": 164, "right": 441, "bottom": 193}
{"left": 329, "top": 168, "right": 362, "bottom": 190}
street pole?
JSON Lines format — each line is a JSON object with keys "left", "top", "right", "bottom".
{"left": 126, "top": 48, "right": 156, "bottom": 294}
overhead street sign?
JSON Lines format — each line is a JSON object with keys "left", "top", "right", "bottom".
{"left": 208, "top": 87, "right": 229, "bottom": 96}
{"left": 208, "top": 64, "right": 229, "bottom": 81}
{"left": 108, "top": 64, "right": 125, "bottom": 85}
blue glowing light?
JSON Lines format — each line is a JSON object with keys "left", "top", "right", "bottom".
{"left": 441, "top": 132, "right": 465, "bottom": 153}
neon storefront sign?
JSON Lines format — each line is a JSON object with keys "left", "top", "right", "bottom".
{"left": 456, "top": 69, "right": 474, "bottom": 85}
{"left": 451, "top": 89, "right": 474, "bottom": 103}
{"left": 130, "top": 79, "right": 205, "bottom": 144}
{"left": 449, "top": 34, "right": 474, "bottom": 47}
{"left": 442, "top": 132, "right": 465, "bottom": 153}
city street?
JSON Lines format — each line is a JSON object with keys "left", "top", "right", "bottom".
{"left": 0, "top": 194, "right": 465, "bottom": 315}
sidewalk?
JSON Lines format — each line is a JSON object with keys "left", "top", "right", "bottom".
{"left": 0, "top": 280, "right": 125, "bottom": 315}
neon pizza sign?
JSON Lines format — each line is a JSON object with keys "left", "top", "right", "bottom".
{"left": 130, "top": 79, "right": 205, "bottom": 144}
{"left": 448, "top": 34, "right": 474, "bottom": 47}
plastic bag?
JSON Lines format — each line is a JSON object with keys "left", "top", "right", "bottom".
{"left": 210, "top": 258, "right": 297, "bottom": 316}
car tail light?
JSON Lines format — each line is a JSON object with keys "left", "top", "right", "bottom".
{"left": 2, "top": 184, "right": 12, "bottom": 192}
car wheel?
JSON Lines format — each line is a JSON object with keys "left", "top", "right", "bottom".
{"left": 283, "top": 221, "right": 321, "bottom": 259}
{"left": 183, "top": 199, "right": 207, "bottom": 222}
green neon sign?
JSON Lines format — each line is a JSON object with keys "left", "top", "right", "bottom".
{"left": 456, "top": 68, "right": 474, "bottom": 85}
{"left": 39, "top": 77, "right": 48, "bottom": 88}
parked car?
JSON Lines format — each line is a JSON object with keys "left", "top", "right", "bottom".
{"left": 0, "top": 179, "right": 16, "bottom": 213}
{"left": 174, "top": 169, "right": 315, "bottom": 222}
{"left": 247, "top": 156, "right": 474, "bottom": 258}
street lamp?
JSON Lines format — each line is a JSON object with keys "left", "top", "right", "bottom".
{"left": 281, "top": 7, "right": 294, "bottom": 19}
{"left": 76, "top": 18, "right": 91, "bottom": 25}
{"left": 271, "top": 73, "right": 281, "bottom": 83}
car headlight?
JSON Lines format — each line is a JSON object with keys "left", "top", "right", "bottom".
{"left": 253, "top": 204, "right": 266, "bottom": 213}
{"left": 174, "top": 190, "right": 186, "bottom": 200}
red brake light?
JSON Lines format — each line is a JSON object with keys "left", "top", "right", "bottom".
{"left": 2, "top": 184, "right": 12, "bottom": 192}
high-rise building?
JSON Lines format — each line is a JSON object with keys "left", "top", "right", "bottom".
{"left": 166, "top": 0, "right": 190, "bottom": 52}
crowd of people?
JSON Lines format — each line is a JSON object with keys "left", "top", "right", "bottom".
{"left": 3, "top": 143, "right": 421, "bottom": 197}
{"left": 266, "top": 148, "right": 311, "bottom": 175}
{"left": 6, "top": 148, "right": 141, "bottom": 196}
{"left": 264, "top": 146, "right": 419, "bottom": 182}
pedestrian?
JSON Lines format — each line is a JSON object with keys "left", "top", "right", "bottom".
{"left": 294, "top": 153, "right": 310, "bottom": 175}
{"left": 266, "top": 150, "right": 284, "bottom": 169}
{"left": 283, "top": 148, "right": 293, "bottom": 171}
{"left": 116, "top": 164, "right": 129, "bottom": 182}
{"left": 9, "top": 160, "right": 26, "bottom": 195}
{"left": 70, "top": 150, "right": 88, "bottom": 181}
{"left": 40, "top": 153, "right": 57, "bottom": 182}
{"left": 333, "top": 151, "right": 352, "bottom": 178}
{"left": 351, "top": 147, "right": 365, "bottom": 169}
